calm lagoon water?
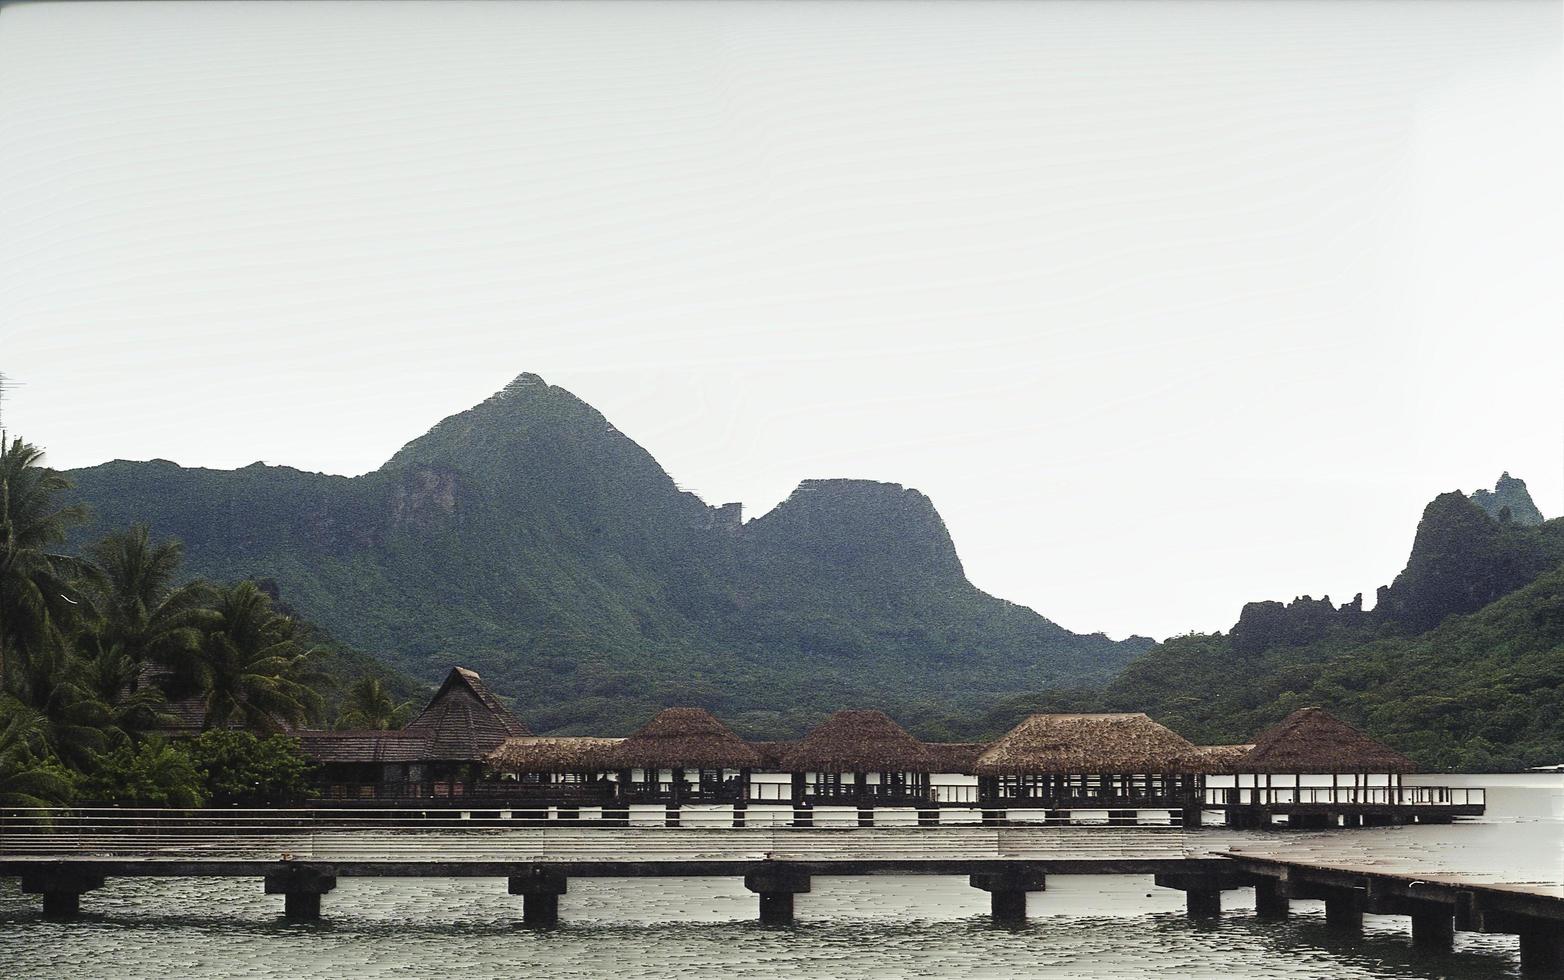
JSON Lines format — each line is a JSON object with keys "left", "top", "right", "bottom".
{"left": 2, "top": 774, "right": 1558, "bottom": 980}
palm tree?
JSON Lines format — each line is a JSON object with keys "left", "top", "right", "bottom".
{"left": 83, "top": 524, "right": 213, "bottom": 686}
{"left": 3, "top": 636, "right": 111, "bottom": 770}
{"left": 0, "top": 438, "right": 91, "bottom": 688}
{"left": 75, "top": 632, "right": 172, "bottom": 741}
{"left": 335, "top": 676, "right": 414, "bottom": 730}
{"left": 196, "top": 581, "right": 326, "bottom": 732}
{"left": 0, "top": 702, "right": 78, "bottom": 807}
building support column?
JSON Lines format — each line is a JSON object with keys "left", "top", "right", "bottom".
{"left": 981, "top": 809, "right": 1007, "bottom": 827}
{"left": 1179, "top": 805, "right": 1204, "bottom": 829}
{"left": 744, "top": 865, "right": 811, "bottom": 927}
{"left": 970, "top": 866, "right": 1046, "bottom": 926}
{"left": 509, "top": 866, "right": 569, "bottom": 928}
{"left": 917, "top": 807, "right": 940, "bottom": 827}
{"left": 263, "top": 865, "right": 337, "bottom": 923}
{"left": 857, "top": 805, "right": 874, "bottom": 828}
{"left": 1254, "top": 878, "right": 1290, "bottom": 921}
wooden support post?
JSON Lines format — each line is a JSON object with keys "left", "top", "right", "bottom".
{"left": 970, "top": 866, "right": 1046, "bottom": 927}
{"left": 733, "top": 802, "right": 747, "bottom": 829}
{"left": 263, "top": 865, "right": 337, "bottom": 923}
{"left": 1180, "top": 805, "right": 1203, "bottom": 829}
{"left": 917, "top": 808, "right": 939, "bottom": 827}
{"left": 1186, "top": 889, "right": 1221, "bottom": 918}
{"left": 1254, "top": 878, "right": 1289, "bottom": 920}
{"left": 21, "top": 867, "right": 105, "bottom": 922}
{"left": 792, "top": 802, "right": 813, "bottom": 828}
{"left": 1410, "top": 909, "right": 1454, "bottom": 951}
{"left": 284, "top": 892, "right": 322, "bottom": 921}
{"left": 604, "top": 804, "right": 629, "bottom": 827}
{"left": 744, "top": 866, "right": 811, "bottom": 927}
{"left": 857, "top": 805, "right": 874, "bottom": 828}
{"left": 1154, "top": 870, "right": 1244, "bottom": 920}
{"left": 1108, "top": 809, "right": 1137, "bottom": 826}
{"left": 1046, "top": 809, "right": 1070, "bottom": 825}
{"left": 981, "top": 809, "right": 1006, "bottom": 826}
{"left": 1325, "top": 892, "right": 1364, "bottom": 932}
{"left": 664, "top": 804, "right": 680, "bottom": 828}
{"left": 508, "top": 866, "right": 568, "bottom": 928}
{"left": 1341, "top": 813, "right": 1362, "bottom": 828}
{"left": 1520, "top": 927, "right": 1564, "bottom": 975}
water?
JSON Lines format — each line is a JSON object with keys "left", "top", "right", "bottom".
{"left": 3, "top": 774, "right": 1559, "bottom": 980}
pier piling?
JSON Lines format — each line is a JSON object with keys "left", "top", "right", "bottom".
{"left": 508, "top": 866, "right": 569, "bottom": 928}
{"left": 1254, "top": 878, "right": 1289, "bottom": 920}
{"left": 744, "top": 866, "right": 811, "bottom": 926}
{"left": 970, "top": 865, "right": 1046, "bottom": 926}
{"left": 20, "top": 867, "right": 104, "bottom": 921}
{"left": 1410, "top": 909, "right": 1455, "bottom": 951}
{"left": 1154, "top": 870, "right": 1243, "bottom": 919}
{"left": 263, "top": 865, "right": 337, "bottom": 923}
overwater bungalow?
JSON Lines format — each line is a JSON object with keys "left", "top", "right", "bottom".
{"left": 606, "top": 708, "right": 761, "bottom": 803}
{"left": 973, "top": 713, "right": 1202, "bottom": 815}
{"left": 781, "top": 710, "right": 933, "bottom": 805}
{"left": 301, "top": 667, "right": 529, "bottom": 801}
{"left": 1202, "top": 707, "right": 1478, "bottom": 826}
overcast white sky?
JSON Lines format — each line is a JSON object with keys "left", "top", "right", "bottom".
{"left": 1, "top": 1, "right": 1560, "bottom": 642}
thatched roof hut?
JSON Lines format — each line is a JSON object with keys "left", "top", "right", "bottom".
{"left": 487, "top": 736, "right": 623, "bottom": 773}
{"left": 1239, "top": 707, "right": 1417, "bottom": 773}
{"left": 923, "top": 742, "right": 988, "bottom": 774}
{"left": 1187, "top": 744, "right": 1254, "bottom": 775}
{"left": 608, "top": 708, "right": 762, "bottom": 770}
{"left": 781, "top": 710, "right": 932, "bottom": 772}
{"left": 974, "top": 713, "right": 1199, "bottom": 775}
{"left": 402, "top": 667, "right": 531, "bottom": 761}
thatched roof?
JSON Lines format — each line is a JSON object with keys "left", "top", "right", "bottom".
{"left": 1187, "top": 744, "right": 1255, "bottom": 774}
{"left": 782, "top": 710, "right": 932, "bottom": 772}
{"left": 923, "top": 742, "right": 987, "bottom": 774}
{"left": 1240, "top": 707, "right": 1417, "bottom": 773}
{"left": 402, "top": 667, "right": 531, "bottom": 761}
{"left": 974, "top": 713, "right": 1200, "bottom": 775}
{"left": 299, "top": 730, "right": 432, "bottom": 764}
{"left": 749, "top": 741, "right": 797, "bottom": 770}
{"left": 487, "top": 736, "right": 624, "bottom": 773}
{"left": 608, "top": 708, "right": 761, "bottom": 769}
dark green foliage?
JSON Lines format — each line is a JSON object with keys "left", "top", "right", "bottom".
{"left": 184, "top": 730, "right": 315, "bottom": 805}
{"left": 63, "top": 374, "right": 1152, "bottom": 734}
{"left": 81, "top": 738, "right": 205, "bottom": 807}
{"left": 1374, "top": 492, "right": 1557, "bottom": 634}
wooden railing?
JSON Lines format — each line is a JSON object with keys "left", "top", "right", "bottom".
{"left": 1203, "top": 786, "right": 1486, "bottom": 808}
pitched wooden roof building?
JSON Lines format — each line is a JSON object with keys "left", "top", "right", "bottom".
{"left": 401, "top": 667, "right": 531, "bottom": 761}
{"left": 782, "top": 710, "right": 931, "bottom": 773}
{"left": 1239, "top": 707, "right": 1417, "bottom": 774}
{"left": 974, "top": 713, "right": 1200, "bottom": 775}
{"left": 608, "top": 708, "right": 761, "bottom": 770}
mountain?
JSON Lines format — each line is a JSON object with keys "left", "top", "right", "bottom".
{"left": 1471, "top": 471, "right": 1545, "bottom": 527}
{"left": 63, "top": 373, "right": 1151, "bottom": 735}
{"left": 1054, "top": 479, "right": 1564, "bottom": 770}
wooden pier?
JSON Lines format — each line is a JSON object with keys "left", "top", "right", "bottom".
{"left": 3, "top": 809, "right": 1560, "bottom": 975}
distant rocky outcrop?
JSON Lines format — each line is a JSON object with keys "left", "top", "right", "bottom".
{"left": 1471, "top": 471, "right": 1545, "bottom": 527}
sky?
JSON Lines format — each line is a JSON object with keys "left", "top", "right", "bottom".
{"left": 1, "top": 1, "right": 1560, "bottom": 643}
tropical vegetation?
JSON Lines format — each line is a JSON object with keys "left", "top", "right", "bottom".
{"left": 0, "top": 435, "right": 412, "bottom": 806}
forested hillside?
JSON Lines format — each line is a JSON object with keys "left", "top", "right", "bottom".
{"left": 64, "top": 373, "right": 1150, "bottom": 735}
{"left": 929, "top": 479, "right": 1564, "bottom": 770}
